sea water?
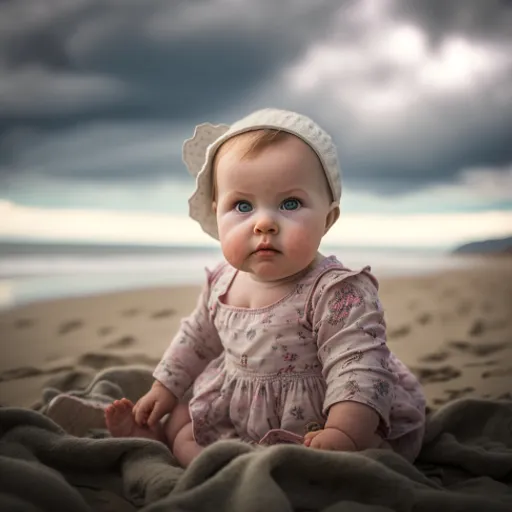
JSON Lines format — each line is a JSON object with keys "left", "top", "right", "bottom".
{"left": 0, "top": 242, "right": 484, "bottom": 310}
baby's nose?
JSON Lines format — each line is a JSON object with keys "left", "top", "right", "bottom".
{"left": 253, "top": 213, "right": 279, "bottom": 234}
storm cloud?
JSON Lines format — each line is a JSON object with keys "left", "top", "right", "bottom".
{"left": 1, "top": 0, "right": 511, "bottom": 198}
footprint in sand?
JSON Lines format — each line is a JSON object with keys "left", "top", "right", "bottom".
{"left": 463, "top": 360, "right": 498, "bottom": 368}
{"left": 45, "top": 369, "right": 93, "bottom": 391}
{"left": 432, "top": 387, "right": 475, "bottom": 406}
{"left": 78, "top": 353, "right": 126, "bottom": 369}
{"left": 408, "top": 300, "right": 419, "bottom": 311}
{"left": 482, "top": 392, "right": 512, "bottom": 401}
{"left": 0, "top": 366, "right": 42, "bottom": 382}
{"left": 444, "top": 387, "right": 475, "bottom": 400}
{"left": 58, "top": 320, "right": 83, "bottom": 335}
{"left": 98, "top": 326, "right": 114, "bottom": 337}
{"left": 104, "top": 336, "right": 136, "bottom": 349}
{"left": 432, "top": 397, "right": 450, "bottom": 406}
{"left": 388, "top": 325, "right": 411, "bottom": 339}
{"left": 0, "top": 364, "right": 73, "bottom": 382}
{"left": 78, "top": 351, "right": 159, "bottom": 370}
{"left": 481, "top": 367, "right": 512, "bottom": 379}
{"left": 416, "top": 313, "right": 432, "bottom": 326}
{"left": 447, "top": 340, "right": 508, "bottom": 357}
{"left": 412, "top": 365, "right": 461, "bottom": 384}
{"left": 419, "top": 351, "right": 450, "bottom": 363}
{"left": 468, "top": 319, "right": 507, "bottom": 336}
{"left": 151, "top": 308, "right": 175, "bottom": 319}
{"left": 456, "top": 300, "right": 472, "bottom": 316}
{"left": 14, "top": 318, "right": 34, "bottom": 329}
{"left": 468, "top": 319, "right": 485, "bottom": 336}
{"left": 121, "top": 308, "right": 139, "bottom": 318}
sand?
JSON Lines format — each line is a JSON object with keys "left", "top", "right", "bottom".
{"left": 1, "top": 257, "right": 511, "bottom": 410}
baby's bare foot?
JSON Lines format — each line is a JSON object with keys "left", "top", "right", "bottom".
{"left": 105, "top": 398, "right": 164, "bottom": 441}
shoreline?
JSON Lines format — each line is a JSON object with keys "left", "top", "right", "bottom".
{"left": 0, "top": 249, "right": 493, "bottom": 311}
{"left": 1, "top": 259, "right": 511, "bottom": 411}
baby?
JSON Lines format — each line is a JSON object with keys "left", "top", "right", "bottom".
{"left": 105, "top": 108, "right": 426, "bottom": 467}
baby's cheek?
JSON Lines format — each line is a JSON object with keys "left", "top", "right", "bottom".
{"left": 222, "top": 242, "right": 245, "bottom": 268}
{"left": 286, "top": 225, "right": 318, "bottom": 254}
{"left": 219, "top": 228, "right": 247, "bottom": 269}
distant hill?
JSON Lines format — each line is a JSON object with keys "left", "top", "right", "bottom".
{"left": 0, "top": 240, "right": 218, "bottom": 256}
{"left": 452, "top": 236, "right": 512, "bottom": 255}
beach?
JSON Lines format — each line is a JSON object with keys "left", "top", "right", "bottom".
{"left": 1, "top": 257, "right": 511, "bottom": 411}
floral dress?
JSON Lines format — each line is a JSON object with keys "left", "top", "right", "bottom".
{"left": 154, "top": 256, "right": 426, "bottom": 462}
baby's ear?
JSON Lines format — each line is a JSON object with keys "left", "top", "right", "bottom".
{"left": 324, "top": 204, "right": 340, "bottom": 234}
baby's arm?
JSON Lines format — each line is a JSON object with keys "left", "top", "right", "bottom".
{"left": 134, "top": 275, "right": 223, "bottom": 427}
{"left": 319, "top": 400, "right": 380, "bottom": 451}
{"left": 311, "top": 271, "right": 396, "bottom": 451}
{"left": 153, "top": 272, "right": 224, "bottom": 401}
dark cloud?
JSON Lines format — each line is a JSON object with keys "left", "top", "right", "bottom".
{"left": 0, "top": 0, "right": 344, "bottom": 182}
{"left": 0, "top": 0, "right": 511, "bottom": 197}
{"left": 0, "top": 0, "right": 343, "bottom": 121}
{"left": 391, "top": 0, "right": 512, "bottom": 46}
{"left": 339, "top": 95, "right": 512, "bottom": 194}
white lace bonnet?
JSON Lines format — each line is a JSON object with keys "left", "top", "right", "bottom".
{"left": 183, "top": 108, "right": 342, "bottom": 240}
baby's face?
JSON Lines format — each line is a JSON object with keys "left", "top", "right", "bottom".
{"left": 213, "top": 135, "right": 336, "bottom": 282}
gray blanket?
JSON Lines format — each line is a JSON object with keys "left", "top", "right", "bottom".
{"left": 1, "top": 366, "right": 512, "bottom": 512}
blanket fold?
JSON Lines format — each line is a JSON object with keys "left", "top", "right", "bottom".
{"left": 1, "top": 366, "right": 512, "bottom": 512}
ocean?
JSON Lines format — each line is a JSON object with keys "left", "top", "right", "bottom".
{"left": 0, "top": 242, "right": 484, "bottom": 310}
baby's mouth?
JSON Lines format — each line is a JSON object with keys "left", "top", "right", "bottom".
{"left": 253, "top": 244, "right": 280, "bottom": 255}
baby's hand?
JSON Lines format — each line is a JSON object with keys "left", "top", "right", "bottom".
{"left": 132, "top": 380, "right": 177, "bottom": 427}
{"left": 304, "top": 427, "right": 357, "bottom": 452}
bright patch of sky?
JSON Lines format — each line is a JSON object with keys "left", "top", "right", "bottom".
{"left": 1, "top": 0, "right": 511, "bottom": 247}
{"left": 2, "top": 200, "right": 511, "bottom": 250}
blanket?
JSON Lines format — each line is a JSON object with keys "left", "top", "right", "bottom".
{"left": 1, "top": 366, "right": 512, "bottom": 512}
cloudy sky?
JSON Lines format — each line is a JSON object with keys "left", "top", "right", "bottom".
{"left": 1, "top": 0, "right": 511, "bottom": 248}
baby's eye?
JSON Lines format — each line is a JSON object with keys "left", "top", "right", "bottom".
{"left": 235, "top": 200, "right": 253, "bottom": 213}
{"left": 280, "top": 198, "right": 302, "bottom": 211}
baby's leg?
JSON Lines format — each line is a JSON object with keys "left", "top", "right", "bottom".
{"left": 161, "top": 402, "right": 191, "bottom": 445}
{"left": 162, "top": 404, "right": 204, "bottom": 467}
{"left": 171, "top": 423, "right": 204, "bottom": 467}
{"left": 106, "top": 399, "right": 203, "bottom": 467}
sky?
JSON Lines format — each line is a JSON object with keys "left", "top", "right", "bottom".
{"left": 1, "top": 0, "right": 511, "bottom": 249}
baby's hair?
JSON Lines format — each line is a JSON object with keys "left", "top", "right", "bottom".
{"left": 211, "top": 129, "right": 292, "bottom": 200}
{"left": 218, "top": 129, "right": 291, "bottom": 161}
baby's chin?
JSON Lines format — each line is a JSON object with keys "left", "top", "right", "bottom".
{"left": 224, "top": 247, "right": 314, "bottom": 282}
{"left": 244, "top": 261, "right": 309, "bottom": 283}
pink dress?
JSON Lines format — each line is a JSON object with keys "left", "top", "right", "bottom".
{"left": 154, "top": 256, "right": 426, "bottom": 462}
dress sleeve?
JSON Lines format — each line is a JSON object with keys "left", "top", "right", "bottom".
{"left": 153, "top": 269, "right": 224, "bottom": 399}
{"left": 312, "top": 270, "right": 397, "bottom": 434}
